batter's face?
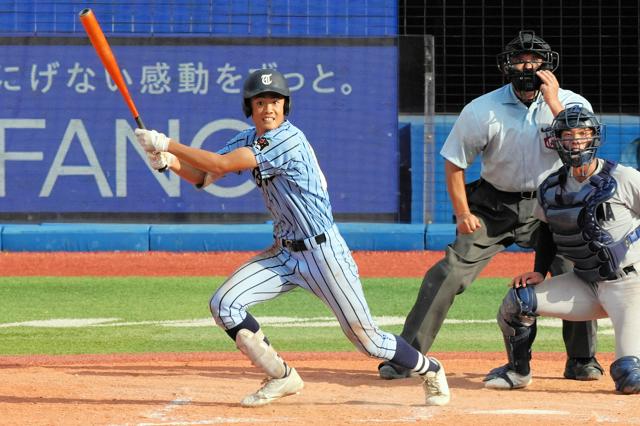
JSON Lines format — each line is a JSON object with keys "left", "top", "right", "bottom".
{"left": 251, "top": 94, "right": 286, "bottom": 136}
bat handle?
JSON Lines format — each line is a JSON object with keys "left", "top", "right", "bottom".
{"left": 135, "top": 116, "right": 168, "bottom": 173}
{"left": 135, "top": 116, "right": 145, "bottom": 130}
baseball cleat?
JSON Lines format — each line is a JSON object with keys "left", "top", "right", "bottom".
{"left": 564, "top": 357, "right": 604, "bottom": 381}
{"left": 240, "top": 367, "right": 304, "bottom": 407}
{"left": 483, "top": 364, "right": 532, "bottom": 390}
{"left": 422, "top": 357, "right": 450, "bottom": 406}
{"left": 378, "top": 361, "right": 413, "bottom": 380}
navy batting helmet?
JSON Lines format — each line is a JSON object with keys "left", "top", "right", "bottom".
{"left": 496, "top": 30, "right": 559, "bottom": 92}
{"left": 242, "top": 69, "right": 291, "bottom": 118}
{"left": 548, "top": 104, "right": 603, "bottom": 168}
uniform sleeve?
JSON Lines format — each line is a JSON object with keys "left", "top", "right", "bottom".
{"left": 216, "top": 131, "right": 252, "bottom": 155}
{"left": 559, "top": 91, "right": 593, "bottom": 113}
{"left": 614, "top": 165, "right": 640, "bottom": 215}
{"left": 439, "top": 103, "right": 485, "bottom": 168}
{"left": 252, "top": 130, "right": 301, "bottom": 178}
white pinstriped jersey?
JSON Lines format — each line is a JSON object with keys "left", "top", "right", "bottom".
{"left": 218, "top": 120, "right": 333, "bottom": 240}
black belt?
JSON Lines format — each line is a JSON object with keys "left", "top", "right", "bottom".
{"left": 281, "top": 233, "right": 326, "bottom": 252}
{"left": 479, "top": 179, "right": 536, "bottom": 200}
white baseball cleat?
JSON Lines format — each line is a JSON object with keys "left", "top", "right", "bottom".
{"left": 483, "top": 365, "right": 532, "bottom": 390}
{"left": 240, "top": 367, "right": 304, "bottom": 407}
{"left": 423, "top": 357, "right": 451, "bottom": 406}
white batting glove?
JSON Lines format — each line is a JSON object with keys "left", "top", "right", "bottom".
{"left": 147, "top": 152, "right": 176, "bottom": 171}
{"left": 134, "top": 128, "right": 170, "bottom": 152}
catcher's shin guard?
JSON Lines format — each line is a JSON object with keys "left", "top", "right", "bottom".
{"left": 610, "top": 356, "right": 640, "bottom": 394}
{"left": 235, "top": 328, "right": 287, "bottom": 379}
{"left": 497, "top": 286, "right": 537, "bottom": 375}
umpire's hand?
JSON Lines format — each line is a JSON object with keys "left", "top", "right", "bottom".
{"left": 455, "top": 212, "right": 482, "bottom": 234}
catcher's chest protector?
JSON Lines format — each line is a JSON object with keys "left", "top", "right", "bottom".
{"left": 539, "top": 160, "right": 634, "bottom": 282}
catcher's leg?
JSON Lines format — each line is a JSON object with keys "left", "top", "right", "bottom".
{"left": 484, "top": 286, "right": 537, "bottom": 390}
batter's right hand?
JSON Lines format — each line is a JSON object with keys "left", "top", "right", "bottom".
{"left": 455, "top": 212, "right": 481, "bottom": 234}
{"left": 135, "top": 128, "right": 170, "bottom": 152}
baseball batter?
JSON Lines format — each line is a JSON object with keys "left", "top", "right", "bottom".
{"left": 134, "top": 69, "right": 450, "bottom": 407}
{"left": 484, "top": 105, "right": 640, "bottom": 394}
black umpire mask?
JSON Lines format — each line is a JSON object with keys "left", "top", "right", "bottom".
{"left": 510, "top": 68, "right": 542, "bottom": 92}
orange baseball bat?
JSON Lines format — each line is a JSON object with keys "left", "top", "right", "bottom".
{"left": 79, "top": 8, "right": 144, "bottom": 129}
{"left": 79, "top": 8, "right": 167, "bottom": 172}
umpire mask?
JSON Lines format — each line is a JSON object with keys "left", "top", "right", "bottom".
{"left": 497, "top": 30, "right": 559, "bottom": 92}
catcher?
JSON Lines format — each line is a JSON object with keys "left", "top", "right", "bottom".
{"left": 484, "top": 104, "right": 640, "bottom": 394}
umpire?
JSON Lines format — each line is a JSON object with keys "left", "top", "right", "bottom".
{"left": 379, "top": 30, "right": 603, "bottom": 381}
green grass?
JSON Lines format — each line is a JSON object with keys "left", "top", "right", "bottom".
{"left": 0, "top": 276, "right": 614, "bottom": 355}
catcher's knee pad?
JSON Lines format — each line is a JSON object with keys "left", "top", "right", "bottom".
{"left": 610, "top": 356, "right": 640, "bottom": 394}
{"left": 235, "top": 328, "right": 287, "bottom": 379}
{"left": 497, "top": 286, "right": 538, "bottom": 336}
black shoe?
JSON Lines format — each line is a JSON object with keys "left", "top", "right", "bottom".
{"left": 378, "top": 361, "right": 412, "bottom": 380}
{"left": 564, "top": 357, "right": 604, "bottom": 381}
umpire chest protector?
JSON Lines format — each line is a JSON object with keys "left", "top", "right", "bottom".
{"left": 540, "top": 160, "right": 639, "bottom": 282}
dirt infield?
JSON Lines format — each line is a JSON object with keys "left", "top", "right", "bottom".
{"left": 1, "top": 251, "right": 638, "bottom": 425}
{"left": 0, "top": 352, "right": 635, "bottom": 426}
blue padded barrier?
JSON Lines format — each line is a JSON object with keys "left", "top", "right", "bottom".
{"left": 2, "top": 224, "right": 150, "bottom": 252}
{"left": 150, "top": 224, "right": 274, "bottom": 251}
{"left": 0, "top": 222, "right": 531, "bottom": 252}
{"left": 337, "top": 223, "right": 426, "bottom": 251}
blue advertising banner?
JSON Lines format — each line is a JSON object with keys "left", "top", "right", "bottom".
{"left": 0, "top": 39, "right": 398, "bottom": 215}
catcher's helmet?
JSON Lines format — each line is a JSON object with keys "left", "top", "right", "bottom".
{"left": 547, "top": 104, "right": 603, "bottom": 168}
{"left": 496, "top": 30, "right": 559, "bottom": 92}
{"left": 242, "top": 69, "right": 291, "bottom": 118}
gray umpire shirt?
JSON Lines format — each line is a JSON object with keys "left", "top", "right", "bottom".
{"left": 440, "top": 84, "right": 592, "bottom": 193}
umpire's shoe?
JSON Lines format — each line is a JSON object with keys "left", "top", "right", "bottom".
{"left": 240, "top": 367, "right": 304, "bottom": 407}
{"left": 423, "top": 357, "right": 450, "bottom": 406}
{"left": 564, "top": 357, "right": 604, "bottom": 381}
{"left": 378, "top": 361, "right": 412, "bottom": 380}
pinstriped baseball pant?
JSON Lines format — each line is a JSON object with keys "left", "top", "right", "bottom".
{"left": 209, "top": 224, "right": 398, "bottom": 360}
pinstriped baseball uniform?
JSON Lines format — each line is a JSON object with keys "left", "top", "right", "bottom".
{"left": 210, "top": 120, "right": 398, "bottom": 360}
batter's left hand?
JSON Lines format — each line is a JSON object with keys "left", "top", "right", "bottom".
{"left": 511, "top": 271, "right": 544, "bottom": 288}
{"left": 135, "top": 128, "right": 170, "bottom": 152}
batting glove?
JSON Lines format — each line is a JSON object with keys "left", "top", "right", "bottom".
{"left": 134, "top": 128, "right": 170, "bottom": 152}
{"left": 147, "top": 152, "right": 175, "bottom": 171}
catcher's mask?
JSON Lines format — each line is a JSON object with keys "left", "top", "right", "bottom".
{"left": 496, "top": 30, "right": 559, "bottom": 92}
{"left": 546, "top": 104, "right": 603, "bottom": 169}
{"left": 242, "top": 69, "right": 291, "bottom": 118}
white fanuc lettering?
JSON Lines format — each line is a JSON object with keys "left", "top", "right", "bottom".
{"left": 0, "top": 119, "right": 45, "bottom": 196}
{"left": 115, "top": 119, "right": 180, "bottom": 197}
{"left": 192, "top": 119, "right": 256, "bottom": 198}
{"left": 40, "top": 119, "right": 112, "bottom": 197}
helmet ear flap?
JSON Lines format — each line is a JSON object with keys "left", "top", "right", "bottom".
{"left": 284, "top": 97, "right": 291, "bottom": 115}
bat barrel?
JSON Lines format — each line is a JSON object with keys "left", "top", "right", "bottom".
{"left": 79, "top": 8, "right": 92, "bottom": 17}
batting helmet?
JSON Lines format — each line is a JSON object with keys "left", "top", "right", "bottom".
{"left": 548, "top": 104, "right": 603, "bottom": 168}
{"left": 496, "top": 30, "right": 559, "bottom": 92}
{"left": 242, "top": 69, "right": 291, "bottom": 118}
